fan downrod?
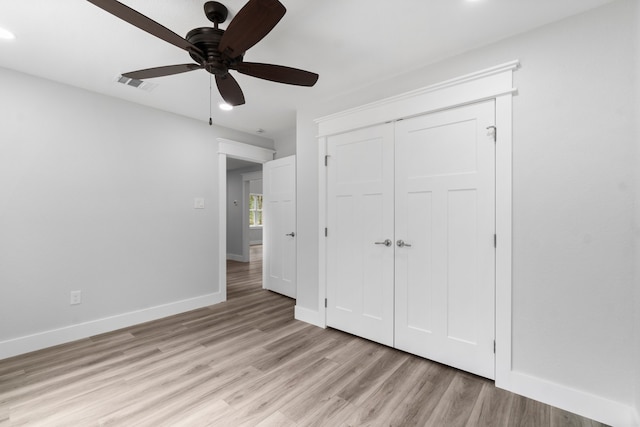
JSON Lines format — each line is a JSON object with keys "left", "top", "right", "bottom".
{"left": 204, "top": 1, "right": 229, "bottom": 25}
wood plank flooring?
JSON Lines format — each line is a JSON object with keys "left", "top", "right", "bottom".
{"left": 0, "top": 245, "right": 607, "bottom": 426}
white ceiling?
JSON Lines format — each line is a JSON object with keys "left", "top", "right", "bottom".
{"left": 0, "top": 0, "right": 615, "bottom": 138}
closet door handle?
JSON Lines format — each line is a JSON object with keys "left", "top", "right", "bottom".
{"left": 375, "top": 239, "right": 392, "bottom": 247}
{"left": 286, "top": 232, "right": 295, "bottom": 237}
{"left": 397, "top": 240, "right": 412, "bottom": 248}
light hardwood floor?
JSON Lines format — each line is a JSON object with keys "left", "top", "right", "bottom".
{"left": 0, "top": 245, "right": 606, "bottom": 426}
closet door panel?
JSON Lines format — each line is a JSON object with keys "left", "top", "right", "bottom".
{"left": 394, "top": 100, "right": 496, "bottom": 379}
{"left": 403, "top": 190, "right": 434, "bottom": 333}
{"left": 326, "top": 123, "right": 395, "bottom": 347}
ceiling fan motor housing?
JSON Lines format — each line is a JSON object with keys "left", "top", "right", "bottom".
{"left": 186, "top": 27, "right": 242, "bottom": 76}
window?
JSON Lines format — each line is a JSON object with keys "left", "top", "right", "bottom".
{"left": 249, "top": 193, "right": 263, "bottom": 227}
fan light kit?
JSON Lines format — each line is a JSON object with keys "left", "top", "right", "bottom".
{"left": 87, "top": 0, "right": 319, "bottom": 110}
{"left": 219, "top": 103, "right": 233, "bottom": 111}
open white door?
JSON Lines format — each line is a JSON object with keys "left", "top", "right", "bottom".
{"left": 263, "top": 155, "right": 296, "bottom": 298}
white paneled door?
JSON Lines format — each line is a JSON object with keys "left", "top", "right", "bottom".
{"left": 326, "top": 100, "right": 496, "bottom": 379}
{"left": 263, "top": 155, "right": 296, "bottom": 299}
{"left": 394, "top": 101, "right": 496, "bottom": 379}
{"left": 326, "top": 124, "right": 395, "bottom": 347}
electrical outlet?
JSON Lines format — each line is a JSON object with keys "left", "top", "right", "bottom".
{"left": 70, "top": 290, "right": 81, "bottom": 305}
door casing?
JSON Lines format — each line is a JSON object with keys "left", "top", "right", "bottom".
{"left": 217, "top": 138, "right": 275, "bottom": 302}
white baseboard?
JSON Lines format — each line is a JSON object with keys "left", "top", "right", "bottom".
{"left": 294, "top": 305, "right": 325, "bottom": 328}
{"left": 226, "top": 253, "right": 247, "bottom": 262}
{"left": 506, "top": 371, "right": 636, "bottom": 427}
{"left": 0, "top": 292, "right": 225, "bottom": 361}
{"left": 250, "top": 240, "right": 263, "bottom": 246}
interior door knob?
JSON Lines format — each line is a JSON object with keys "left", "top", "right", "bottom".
{"left": 396, "top": 239, "right": 412, "bottom": 248}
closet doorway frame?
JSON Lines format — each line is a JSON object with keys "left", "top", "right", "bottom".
{"left": 315, "top": 60, "right": 519, "bottom": 390}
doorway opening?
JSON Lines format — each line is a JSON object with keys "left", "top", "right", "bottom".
{"left": 216, "top": 138, "right": 274, "bottom": 303}
{"left": 226, "top": 157, "right": 264, "bottom": 300}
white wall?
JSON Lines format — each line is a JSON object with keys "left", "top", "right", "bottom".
{"left": 226, "top": 165, "right": 244, "bottom": 258}
{"left": 249, "top": 179, "right": 263, "bottom": 196}
{"left": 296, "top": 108, "right": 320, "bottom": 310}
{"left": 0, "top": 67, "right": 273, "bottom": 358}
{"left": 272, "top": 127, "right": 297, "bottom": 159}
{"left": 635, "top": 0, "right": 640, "bottom": 422}
{"left": 296, "top": 0, "right": 638, "bottom": 422}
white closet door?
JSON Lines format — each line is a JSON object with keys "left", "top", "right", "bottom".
{"left": 326, "top": 123, "right": 395, "bottom": 346}
{"left": 394, "top": 100, "right": 496, "bottom": 379}
{"left": 263, "top": 155, "right": 296, "bottom": 299}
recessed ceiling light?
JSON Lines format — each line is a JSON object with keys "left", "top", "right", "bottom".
{"left": 219, "top": 103, "right": 233, "bottom": 111}
{"left": 0, "top": 27, "right": 15, "bottom": 40}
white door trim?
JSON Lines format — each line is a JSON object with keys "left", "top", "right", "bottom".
{"left": 217, "top": 138, "right": 274, "bottom": 302}
{"left": 315, "top": 60, "right": 519, "bottom": 137}
{"left": 316, "top": 60, "right": 518, "bottom": 388}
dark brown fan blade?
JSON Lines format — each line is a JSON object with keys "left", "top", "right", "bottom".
{"left": 216, "top": 74, "right": 245, "bottom": 106}
{"left": 123, "top": 64, "right": 203, "bottom": 80}
{"left": 234, "top": 62, "right": 319, "bottom": 86}
{"left": 218, "top": 0, "right": 286, "bottom": 57}
{"left": 87, "top": 0, "right": 204, "bottom": 57}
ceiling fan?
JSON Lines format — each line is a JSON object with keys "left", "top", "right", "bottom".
{"left": 87, "top": 0, "right": 319, "bottom": 106}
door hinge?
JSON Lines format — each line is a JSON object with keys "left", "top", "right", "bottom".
{"left": 324, "top": 155, "right": 330, "bottom": 166}
{"left": 487, "top": 126, "right": 497, "bottom": 143}
{"left": 325, "top": 227, "right": 328, "bottom": 237}
{"left": 325, "top": 298, "right": 328, "bottom": 308}
{"left": 494, "top": 234, "right": 497, "bottom": 248}
{"left": 493, "top": 340, "right": 496, "bottom": 353}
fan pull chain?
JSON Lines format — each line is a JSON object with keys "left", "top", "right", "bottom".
{"left": 209, "top": 74, "right": 213, "bottom": 126}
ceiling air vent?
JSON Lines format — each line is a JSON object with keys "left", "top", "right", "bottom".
{"left": 114, "top": 75, "right": 158, "bottom": 92}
